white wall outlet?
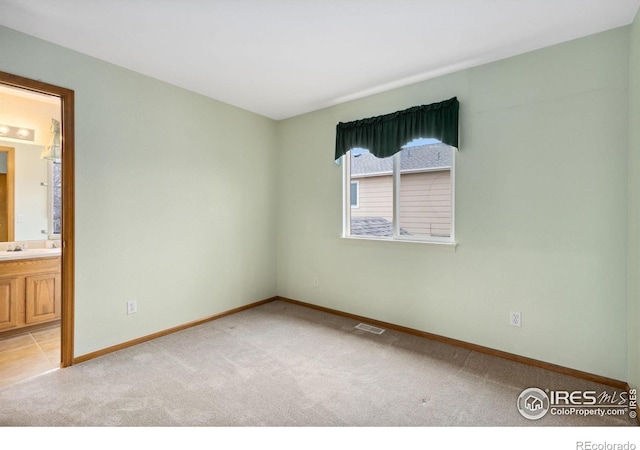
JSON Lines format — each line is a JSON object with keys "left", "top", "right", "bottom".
{"left": 127, "top": 300, "right": 137, "bottom": 315}
{"left": 313, "top": 276, "right": 319, "bottom": 287}
{"left": 510, "top": 311, "right": 521, "bottom": 327}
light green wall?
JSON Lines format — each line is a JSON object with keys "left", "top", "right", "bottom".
{"left": 0, "top": 26, "right": 278, "bottom": 356}
{"left": 628, "top": 9, "right": 640, "bottom": 390}
{"left": 277, "top": 28, "right": 630, "bottom": 380}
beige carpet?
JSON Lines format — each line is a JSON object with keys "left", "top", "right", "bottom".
{"left": 0, "top": 300, "right": 635, "bottom": 426}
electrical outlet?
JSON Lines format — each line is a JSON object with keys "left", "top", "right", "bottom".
{"left": 127, "top": 300, "right": 137, "bottom": 315}
{"left": 313, "top": 276, "right": 319, "bottom": 287}
{"left": 510, "top": 311, "right": 521, "bottom": 327}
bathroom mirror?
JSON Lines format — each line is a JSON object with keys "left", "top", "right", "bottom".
{"left": 0, "top": 85, "right": 61, "bottom": 242}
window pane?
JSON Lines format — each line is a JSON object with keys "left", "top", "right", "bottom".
{"left": 399, "top": 143, "right": 452, "bottom": 238}
{"left": 349, "top": 149, "right": 394, "bottom": 237}
{"left": 350, "top": 181, "right": 358, "bottom": 207}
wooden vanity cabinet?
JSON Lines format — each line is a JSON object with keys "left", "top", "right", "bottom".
{"left": 0, "top": 257, "right": 61, "bottom": 332}
{"left": 0, "top": 277, "right": 18, "bottom": 330}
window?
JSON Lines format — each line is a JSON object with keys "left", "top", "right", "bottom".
{"left": 350, "top": 180, "right": 359, "bottom": 208}
{"left": 344, "top": 139, "right": 455, "bottom": 243}
{"left": 48, "top": 160, "right": 61, "bottom": 237}
{"left": 335, "top": 97, "right": 459, "bottom": 244}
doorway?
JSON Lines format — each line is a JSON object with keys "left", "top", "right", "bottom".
{"left": 0, "top": 71, "right": 75, "bottom": 371}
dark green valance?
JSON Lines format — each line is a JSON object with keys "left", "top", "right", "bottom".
{"left": 335, "top": 97, "right": 459, "bottom": 161}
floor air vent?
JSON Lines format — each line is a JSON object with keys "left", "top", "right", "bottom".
{"left": 355, "top": 323, "right": 385, "bottom": 335}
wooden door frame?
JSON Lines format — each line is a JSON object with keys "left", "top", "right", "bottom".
{"left": 0, "top": 146, "right": 15, "bottom": 242}
{"left": 0, "top": 70, "right": 75, "bottom": 368}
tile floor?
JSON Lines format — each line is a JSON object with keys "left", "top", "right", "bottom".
{"left": 0, "top": 326, "right": 60, "bottom": 390}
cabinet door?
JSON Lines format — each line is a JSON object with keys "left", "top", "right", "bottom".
{"left": 25, "top": 272, "right": 61, "bottom": 324}
{"left": 0, "top": 277, "right": 18, "bottom": 330}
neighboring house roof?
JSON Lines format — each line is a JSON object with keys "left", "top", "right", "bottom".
{"left": 351, "top": 143, "right": 452, "bottom": 176}
{"left": 351, "top": 217, "right": 410, "bottom": 237}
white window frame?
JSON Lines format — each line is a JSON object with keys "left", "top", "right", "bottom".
{"left": 343, "top": 146, "right": 456, "bottom": 245}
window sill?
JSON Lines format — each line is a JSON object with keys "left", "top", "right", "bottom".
{"left": 341, "top": 235, "right": 458, "bottom": 249}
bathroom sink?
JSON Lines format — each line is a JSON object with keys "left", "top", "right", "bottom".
{"left": 0, "top": 248, "right": 62, "bottom": 261}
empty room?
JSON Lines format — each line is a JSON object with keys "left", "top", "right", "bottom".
{"left": 1, "top": 0, "right": 640, "bottom": 444}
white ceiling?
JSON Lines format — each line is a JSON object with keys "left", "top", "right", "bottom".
{"left": 1, "top": 0, "right": 639, "bottom": 120}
